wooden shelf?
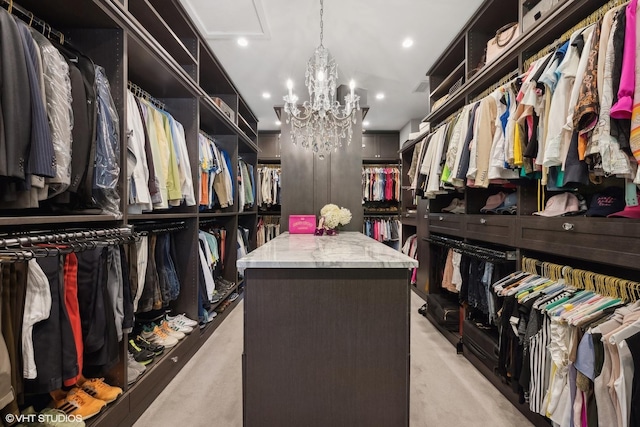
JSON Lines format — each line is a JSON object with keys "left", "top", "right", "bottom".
{"left": 128, "top": 212, "right": 197, "bottom": 220}
{"left": 0, "top": 214, "right": 119, "bottom": 227}
{"left": 423, "top": 0, "right": 607, "bottom": 126}
{"left": 128, "top": 0, "right": 197, "bottom": 66}
{"left": 199, "top": 96, "right": 259, "bottom": 152}
{"left": 198, "top": 212, "right": 238, "bottom": 218}
{"left": 430, "top": 60, "right": 465, "bottom": 101}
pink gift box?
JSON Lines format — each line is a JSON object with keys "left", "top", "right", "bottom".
{"left": 289, "top": 215, "right": 317, "bottom": 234}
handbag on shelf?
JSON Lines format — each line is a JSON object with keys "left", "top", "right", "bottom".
{"left": 485, "top": 22, "right": 519, "bottom": 63}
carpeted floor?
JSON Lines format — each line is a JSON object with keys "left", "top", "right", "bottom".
{"left": 134, "top": 292, "right": 533, "bottom": 427}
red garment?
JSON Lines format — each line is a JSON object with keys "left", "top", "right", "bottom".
{"left": 385, "top": 169, "right": 393, "bottom": 201}
{"left": 63, "top": 252, "right": 83, "bottom": 387}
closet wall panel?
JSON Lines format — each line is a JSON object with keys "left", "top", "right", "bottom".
{"left": 329, "top": 112, "right": 364, "bottom": 232}
{"left": 281, "top": 124, "right": 315, "bottom": 231}
{"left": 281, "top": 112, "right": 364, "bottom": 232}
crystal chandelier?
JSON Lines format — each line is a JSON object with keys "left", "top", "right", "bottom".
{"left": 283, "top": 0, "right": 360, "bottom": 159}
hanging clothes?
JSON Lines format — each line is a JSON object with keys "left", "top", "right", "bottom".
{"left": 238, "top": 159, "right": 255, "bottom": 212}
{"left": 257, "top": 166, "right": 281, "bottom": 208}
{"left": 363, "top": 217, "right": 400, "bottom": 249}
{"left": 362, "top": 167, "right": 400, "bottom": 202}
{"left": 257, "top": 216, "right": 280, "bottom": 247}
{"left": 198, "top": 133, "right": 234, "bottom": 210}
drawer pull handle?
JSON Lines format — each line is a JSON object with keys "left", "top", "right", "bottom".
{"left": 424, "top": 215, "right": 428, "bottom": 219}
{"left": 562, "top": 223, "right": 574, "bottom": 231}
{"left": 480, "top": 218, "right": 487, "bottom": 225}
{"left": 171, "top": 357, "right": 179, "bottom": 363}
{"left": 439, "top": 216, "right": 444, "bottom": 221}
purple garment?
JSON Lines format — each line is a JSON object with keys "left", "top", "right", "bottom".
{"left": 610, "top": 0, "right": 638, "bottom": 119}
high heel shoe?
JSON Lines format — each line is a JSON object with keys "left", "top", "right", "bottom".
{"left": 314, "top": 217, "right": 325, "bottom": 236}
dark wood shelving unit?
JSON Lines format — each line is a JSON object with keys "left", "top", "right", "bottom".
{"left": 405, "top": 1, "right": 638, "bottom": 425}
{"left": 0, "top": 0, "right": 259, "bottom": 425}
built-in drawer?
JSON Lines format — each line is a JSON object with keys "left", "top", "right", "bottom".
{"left": 516, "top": 217, "right": 640, "bottom": 268}
{"left": 465, "top": 215, "right": 515, "bottom": 246}
{"left": 427, "top": 213, "right": 465, "bottom": 238}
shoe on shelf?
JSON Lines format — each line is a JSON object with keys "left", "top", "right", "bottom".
{"left": 159, "top": 321, "right": 185, "bottom": 340}
{"left": 40, "top": 407, "right": 86, "bottom": 426}
{"left": 134, "top": 335, "right": 164, "bottom": 356}
{"left": 127, "top": 364, "right": 142, "bottom": 386}
{"left": 228, "top": 292, "right": 239, "bottom": 302}
{"left": 141, "top": 325, "right": 179, "bottom": 348}
{"left": 127, "top": 353, "right": 146, "bottom": 386}
{"left": 128, "top": 339, "right": 155, "bottom": 365}
{"left": 166, "top": 313, "right": 197, "bottom": 327}
{"left": 15, "top": 406, "right": 44, "bottom": 427}
{"left": 210, "top": 290, "right": 222, "bottom": 304}
{"left": 216, "top": 300, "right": 231, "bottom": 313}
{"left": 50, "top": 387, "right": 106, "bottom": 420}
{"left": 77, "top": 376, "right": 123, "bottom": 404}
{"left": 166, "top": 317, "right": 193, "bottom": 334}
{"left": 418, "top": 304, "right": 427, "bottom": 316}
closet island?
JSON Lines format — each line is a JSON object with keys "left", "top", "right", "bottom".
{"left": 237, "top": 231, "right": 417, "bottom": 427}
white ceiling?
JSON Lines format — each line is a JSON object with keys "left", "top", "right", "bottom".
{"left": 180, "top": 0, "right": 484, "bottom": 131}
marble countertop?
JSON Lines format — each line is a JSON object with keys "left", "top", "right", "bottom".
{"left": 236, "top": 232, "right": 419, "bottom": 269}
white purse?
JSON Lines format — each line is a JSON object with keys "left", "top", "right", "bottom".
{"left": 486, "top": 23, "right": 519, "bottom": 63}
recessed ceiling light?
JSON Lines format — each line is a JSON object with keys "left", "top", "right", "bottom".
{"left": 402, "top": 38, "right": 414, "bottom": 48}
{"left": 375, "top": 93, "right": 385, "bottom": 100}
{"left": 237, "top": 37, "right": 248, "bottom": 47}
{"left": 275, "top": 120, "right": 282, "bottom": 126}
{"left": 262, "top": 92, "right": 271, "bottom": 99}
{"left": 363, "top": 121, "right": 370, "bottom": 127}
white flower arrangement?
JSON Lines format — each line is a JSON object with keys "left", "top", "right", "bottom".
{"left": 320, "top": 204, "right": 351, "bottom": 230}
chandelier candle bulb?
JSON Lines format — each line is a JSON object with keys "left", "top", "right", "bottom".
{"left": 287, "top": 79, "right": 293, "bottom": 98}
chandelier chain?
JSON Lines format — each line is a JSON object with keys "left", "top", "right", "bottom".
{"left": 319, "top": 0, "right": 324, "bottom": 46}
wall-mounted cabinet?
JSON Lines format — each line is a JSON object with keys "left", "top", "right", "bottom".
{"left": 362, "top": 132, "right": 400, "bottom": 162}
{"left": 258, "top": 132, "right": 282, "bottom": 161}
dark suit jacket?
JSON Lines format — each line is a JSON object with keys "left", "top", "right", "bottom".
{"left": 0, "top": 8, "right": 31, "bottom": 179}
{"left": 15, "top": 18, "right": 55, "bottom": 179}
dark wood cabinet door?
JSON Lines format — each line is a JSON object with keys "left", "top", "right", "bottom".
{"left": 258, "top": 134, "right": 280, "bottom": 160}
{"left": 361, "top": 134, "right": 377, "bottom": 160}
{"left": 377, "top": 134, "right": 400, "bottom": 161}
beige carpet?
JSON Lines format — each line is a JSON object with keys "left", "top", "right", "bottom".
{"left": 135, "top": 293, "right": 533, "bottom": 427}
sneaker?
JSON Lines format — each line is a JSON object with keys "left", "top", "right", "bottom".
{"left": 159, "top": 321, "right": 185, "bottom": 340}
{"left": 228, "top": 292, "right": 239, "bottom": 302}
{"left": 15, "top": 406, "right": 44, "bottom": 427}
{"left": 211, "top": 291, "right": 223, "bottom": 304}
{"left": 141, "top": 325, "right": 178, "bottom": 348}
{"left": 127, "top": 354, "right": 145, "bottom": 386}
{"left": 167, "top": 318, "right": 193, "bottom": 334}
{"left": 134, "top": 335, "right": 164, "bottom": 356}
{"left": 40, "top": 407, "right": 86, "bottom": 426}
{"left": 127, "top": 364, "right": 142, "bottom": 386}
{"left": 77, "top": 377, "right": 122, "bottom": 404}
{"left": 51, "top": 388, "right": 106, "bottom": 420}
{"left": 128, "top": 339, "right": 154, "bottom": 365}
{"left": 166, "top": 313, "right": 198, "bottom": 327}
